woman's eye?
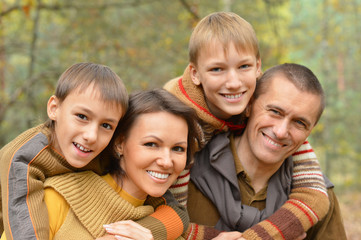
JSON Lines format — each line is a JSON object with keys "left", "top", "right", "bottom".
{"left": 144, "top": 142, "right": 157, "bottom": 147}
{"left": 77, "top": 114, "right": 87, "bottom": 120}
{"left": 173, "top": 146, "right": 186, "bottom": 152}
{"left": 102, "top": 123, "right": 112, "bottom": 130}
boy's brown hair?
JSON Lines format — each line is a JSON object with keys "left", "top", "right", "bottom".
{"left": 189, "top": 12, "right": 260, "bottom": 66}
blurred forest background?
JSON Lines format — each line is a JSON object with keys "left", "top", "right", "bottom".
{"left": 1, "top": 0, "right": 360, "bottom": 238}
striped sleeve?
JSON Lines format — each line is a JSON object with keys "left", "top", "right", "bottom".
{"left": 139, "top": 190, "right": 189, "bottom": 240}
{"left": 242, "top": 140, "right": 330, "bottom": 239}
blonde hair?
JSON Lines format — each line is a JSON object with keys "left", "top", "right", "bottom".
{"left": 189, "top": 12, "right": 260, "bottom": 65}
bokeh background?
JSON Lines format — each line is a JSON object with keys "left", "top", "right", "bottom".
{"left": 1, "top": 0, "right": 360, "bottom": 238}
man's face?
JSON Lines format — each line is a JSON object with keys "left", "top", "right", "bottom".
{"left": 190, "top": 41, "right": 261, "bottom": 120}
{"left": 242, "top": 75, "right": 321, "bottom": 168}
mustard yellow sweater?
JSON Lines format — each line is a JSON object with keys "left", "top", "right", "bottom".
{"left": 0, "top": 124, "right": 188, "bottom": 240}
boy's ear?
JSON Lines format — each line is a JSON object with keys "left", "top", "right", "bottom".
{"left": 189, "top": 63, "right": 201, "bottom": 86}
{"left": 47, "top": 95, "right": 59, "bottom": 120}
{"left": 256, "top": 58, "right": 262, "bottom": 78}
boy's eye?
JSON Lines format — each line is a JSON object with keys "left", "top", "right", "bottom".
{"left": 77, "top": 114, "right": 87, "bottom": 120}
{"left": 102, "top": 123, "right": 112, "bottom": 130}
{"left": 239, "top": 64, "right": 250, "bottom": 69}
{"left": 172, "top": 146, "right": 186, "bottom": 152}
{"left": 210, "top": 67, "right": 222, "bottom": 72}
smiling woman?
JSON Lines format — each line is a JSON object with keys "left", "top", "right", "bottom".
{"left": 42, "top": 88, "right": 201, "bottom": 240}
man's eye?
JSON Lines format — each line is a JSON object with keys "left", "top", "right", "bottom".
{"left": 270, "top": 109, "right": 280, "bottom": 115}
{"left": 77, "top": 114, "right": 87, "bottom": 120}
{"left": 295, "top": 120, "right": 306, "bottom": 128}
{"left": 173, "top": 146, "right": 186, "bottom": 152}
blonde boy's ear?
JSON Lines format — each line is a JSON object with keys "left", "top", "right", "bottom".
{"left": 47, "top": 95, "right": 59, "bottom": 120}
{"left": 189, "top": 63, "right": 201, "bottom": 86}
{"left": 256, "top": 58, "right": 262, "bottom": 78}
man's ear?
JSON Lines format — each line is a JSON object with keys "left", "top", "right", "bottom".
{"left": 189, "top": 63, "right": 201, "bottom": 86}
{"left": 245, "top": 97, "right": 255, "bottom": 117}
{"left": 47, "top": 95, "right": 59, "bottom": 120}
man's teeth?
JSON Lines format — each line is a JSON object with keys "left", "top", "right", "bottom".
{"left": 74, "top": 143, "right": 91, "bottom": 152}
{"left": 223, "top": 93, "right": 242, "bottom": 99}
{"left": 147, "top": 171, "right": 169, "bottom": 179}
{"left": 266, "top": 137, "right": 282, "bottom": 147}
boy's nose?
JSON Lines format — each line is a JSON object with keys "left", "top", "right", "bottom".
{"left": 83, "top": 125, "right": 98, "bottom": 143}
{"left": 225, "top": 70, "right": 241, "bottom": 89}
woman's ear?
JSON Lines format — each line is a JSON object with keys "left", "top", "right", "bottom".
{"left": 189, "top": 63, "right": 201, "bottom": 86}
{"left": 47, "top": 95, "right": 59, "bottom": 120}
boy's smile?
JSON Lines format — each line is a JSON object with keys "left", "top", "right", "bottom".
{"left": 47, "top": 84, "right": 123, "bottom": 168}
{"left": 190, "top": 41, "right": 261, "bottom": 120}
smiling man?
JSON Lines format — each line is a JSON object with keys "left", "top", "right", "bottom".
{"left": 187, "top": 63, "right": 347, "bottom": 240}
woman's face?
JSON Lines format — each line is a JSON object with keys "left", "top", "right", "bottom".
{"left": 119, "top": 111, "right": 188, "bottom": 199}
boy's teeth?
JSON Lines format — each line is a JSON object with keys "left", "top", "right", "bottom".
{"left": 75, "top": 143, "right": 90, "bottom": 152}
{"left": 147, "top": 171, "right": 169, "bottom": 179}
{"left": 224, "top": 93, "right": 242, "bottom": 99}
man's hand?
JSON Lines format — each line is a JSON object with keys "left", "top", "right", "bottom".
{"left": 99, "top": 220, "right": 154, "bottom": 240}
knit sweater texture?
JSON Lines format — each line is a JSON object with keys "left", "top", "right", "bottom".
{"left": 164, "top": 66, "right": 330, "bottom": 239}
{"left": 0, "top": 124, "right": 188, "bottom": 240}
{"left": 44, "top": 171, "right": 188, "bottom": 240}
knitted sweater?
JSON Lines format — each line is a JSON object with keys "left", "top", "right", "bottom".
{"left": 164, "top": 66, "right": 330, "bottom": 239}
{"left": 0, "top": 124, "right": 189, "bottom": 240}
{"left": 44, "top": 171, "right": 188, "bottom": 240}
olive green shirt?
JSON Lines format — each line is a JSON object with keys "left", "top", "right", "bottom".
{"left": 187, "top": 135, "right": 347, "bottom": 239}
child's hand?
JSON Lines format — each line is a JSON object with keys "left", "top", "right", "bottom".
{"left": 212, "top": 231, "right": 244, "bottom": 240}
{"left": 102, "top": 220, "right": 154, "bottom": 240}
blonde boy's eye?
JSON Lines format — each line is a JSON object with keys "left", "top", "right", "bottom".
{"left": 211, "top": 67, "right": 222, "bottom": 72}
{"left": 240, "top": 64, "right": 250, "bottom": 69}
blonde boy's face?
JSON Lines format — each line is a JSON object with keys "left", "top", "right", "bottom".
{"left": 47, "top": 85, "right": 123, "bottom": 168}
{"left": 190, "top": 41, "right": 261, "bottom": 120}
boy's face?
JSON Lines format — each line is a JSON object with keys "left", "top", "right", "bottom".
{"left": 242, "top": 76, "right": 321, "bottom": 169}
{"left": 190, "top": 41, "right": 261, "bottom": 120}
{"left": 47, "top": 85, "right": 123, "bottom": 168}
{"left": 119, "top": 111, "right": 188, "bottom": 199}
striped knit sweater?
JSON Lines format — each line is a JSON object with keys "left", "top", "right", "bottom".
{"left": 44, "top": 171, "right": 188, "bottom": 240}
{"left": 164, "top": 66, "right": 330, "bottom": 240}
{"left": 0, "top": 124, "right": 189, "bottom": 240}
